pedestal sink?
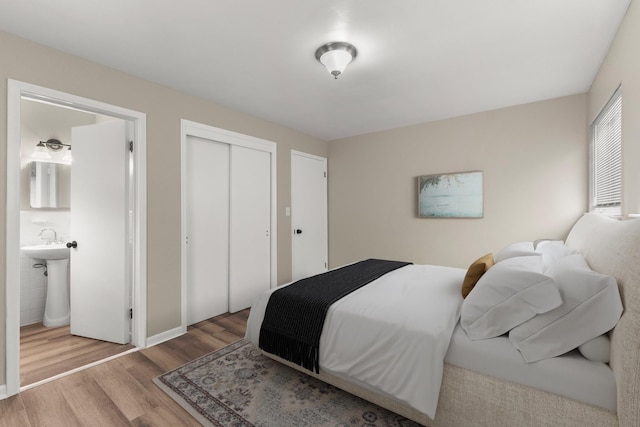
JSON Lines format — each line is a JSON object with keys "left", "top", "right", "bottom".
{"left": 21, "top": 244, "right": 71, "bottom": 327}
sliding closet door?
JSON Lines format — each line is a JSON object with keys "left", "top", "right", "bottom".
{"left": 229, "top": 145, "right": 272, "bottom": 312}
{"left": 185, "top": 136, "right": 230, "bottom": 324}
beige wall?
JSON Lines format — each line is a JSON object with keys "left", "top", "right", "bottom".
{"left": 0, "top": 31, "right": 327, "bottom": 386}
{"left": 3, "top": 1, "right": 639, "bottom": 392}
{"left": 328, "top": 94, "right": 588, "bottom": 269}
{"left": 589, "top": 0, "right": 640, "bottom": 216}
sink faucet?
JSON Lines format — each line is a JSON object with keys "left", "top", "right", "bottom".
{"left": 39, "top": 228, "right": 58, "bottom": 245}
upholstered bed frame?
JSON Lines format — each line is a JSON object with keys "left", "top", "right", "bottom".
{"left": 264, "top": 214, "right": 640, "bottom": 426}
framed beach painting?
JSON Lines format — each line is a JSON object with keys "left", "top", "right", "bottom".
{"left": 418, "top": 171, "right": 483, "bottom": 218}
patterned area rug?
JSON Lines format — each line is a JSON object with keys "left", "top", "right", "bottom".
{"left": 154, "top": 339, "right": 420, "bottom": 426}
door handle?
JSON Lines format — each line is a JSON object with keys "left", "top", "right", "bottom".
{"left": 295, "top": 229, "right": 303, "bottom": 235}
{"left": 66, "top": 241, "right": 78, "bottom": 248}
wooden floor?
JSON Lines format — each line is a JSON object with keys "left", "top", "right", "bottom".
{"left": 1, "top": 310, "right": 249, "bottom": 427}
{"left": 20, "top": 323, "right": 135, "bottom": 386}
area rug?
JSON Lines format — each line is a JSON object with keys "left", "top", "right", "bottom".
{"left": 154, "top": 339, "right": 420, "bottom": 426}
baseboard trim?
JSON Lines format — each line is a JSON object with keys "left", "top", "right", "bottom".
{"left": 146, "top": 325, "right": 185, "bottom": 347}
{"left": 0, "top": 384, "right": 7, "bottom": 400}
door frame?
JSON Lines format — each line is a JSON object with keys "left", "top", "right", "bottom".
{"left": 291, "top": 150, "right": 328, "bottom": 280}
{"left": 5, "top": 79, "right": 147, "bottom": 396}
{"left": 180, "top": 119, "right": 277, "bottom": 333}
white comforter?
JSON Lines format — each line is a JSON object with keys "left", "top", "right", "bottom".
{"left": 245, "top": 263, "right": 464, "bottom": 419}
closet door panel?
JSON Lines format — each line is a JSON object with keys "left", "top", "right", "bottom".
{"left": 186, "top": 136, "right": 230, "bottom": 324}
{"left": 229, "top": 145, "right": 271, "bottom": 312}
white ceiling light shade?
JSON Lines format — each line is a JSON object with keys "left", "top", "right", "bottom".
{"left": 315, "top": 42, "right": 357, "bottom": 79}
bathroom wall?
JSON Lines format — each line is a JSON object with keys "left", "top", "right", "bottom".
{"left": 19, "top": 211, "right": 70, "bottom": 326}
{"left": 20, "top": 99, "right": 96, "bottom": 210}
{"left": 18, "top": 99, "right": 94, "bottom": 326}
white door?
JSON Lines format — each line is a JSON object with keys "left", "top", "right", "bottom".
{"left": 186, "top": 136, "right": 230, "bottom": 325}
{"left": 229, "top": 145, "right": 272, "bottom": 312}
{"left": 291, "top": 151, "right": 328, "bottom": 281}
{"left": 70, "top": 121, "right": 129, "bottom": 344}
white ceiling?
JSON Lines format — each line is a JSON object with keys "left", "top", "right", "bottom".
{"left": 0, "top": 0, "right": 630, "bottom": 141}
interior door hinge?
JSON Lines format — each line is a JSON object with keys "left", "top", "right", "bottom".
{"left": 324, "top": 171, "right": 327, "bottom": 178}
{"left": 129, "top": 308, "right": 133, "bottom": 319}
{"left": 129, "top": 140, "right": 133, "bottom": 152}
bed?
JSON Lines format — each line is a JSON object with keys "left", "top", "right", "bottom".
{"left": 245, "top": 213, "right": 640, "bottom": 426}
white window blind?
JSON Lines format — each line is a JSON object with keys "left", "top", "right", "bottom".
{"left": 591, "top": 86, "right": 622, "bottom": 214}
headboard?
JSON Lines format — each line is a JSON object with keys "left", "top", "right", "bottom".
{"left": 565, "top": 213, "right": 640, "bottom": 425}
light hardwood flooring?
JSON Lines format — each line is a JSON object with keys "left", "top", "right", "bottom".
{"left": 1, "top": 310, "right": 249, "bottom": 427}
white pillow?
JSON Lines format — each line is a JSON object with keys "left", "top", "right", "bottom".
{"left": 461, "top": 256, "right": 562, "bottom": 340}
{"left": 494, "top": 241, "right": 538, "bottom": 263}
{"left": 533, "top": 239, "right": 560, "bottom": 250}
{"left": 509, "top": 254, "right": 622, "bottom": 362}
{"left": 578, "top": 334, "right": 611, "bottom": 363}
{"left": 535, "top": 240, "right": 577, "bottom": 272}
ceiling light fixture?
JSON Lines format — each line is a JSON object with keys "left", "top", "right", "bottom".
{"left": 315, "top": 41, "right": 357, "bottom": 79}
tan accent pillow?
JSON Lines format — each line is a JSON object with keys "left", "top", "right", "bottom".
{"left": 461, "top": 253, "right": 494, "bottom": 298}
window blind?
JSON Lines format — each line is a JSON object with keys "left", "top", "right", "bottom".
{"left": 591, "top": 86, "right": 622, "bottom": 214}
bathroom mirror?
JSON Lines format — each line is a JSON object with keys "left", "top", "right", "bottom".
{"left": 30, "top": 161, "right": 71, "bottom": 208}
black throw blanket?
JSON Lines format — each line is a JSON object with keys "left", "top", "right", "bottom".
{"left": 259, "top": 259, "right": 412, "bottom": 373}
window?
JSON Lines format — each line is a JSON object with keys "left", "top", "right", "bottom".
{"left": 590, "top": 85, "right": 622, "bottom": 216}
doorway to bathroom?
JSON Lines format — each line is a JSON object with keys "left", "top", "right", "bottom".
{"left": 5, "top": 80, "right": 147, "bottom": 396}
